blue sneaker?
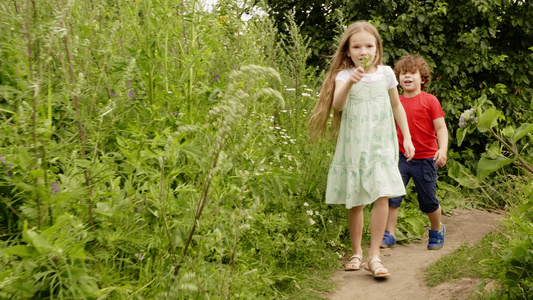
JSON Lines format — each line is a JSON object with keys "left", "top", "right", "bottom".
{"left": 381, "top": 231, "right": 396, "bottom": 248}
{"left": 428, "top": 224, "right": 445, "bottom": 250}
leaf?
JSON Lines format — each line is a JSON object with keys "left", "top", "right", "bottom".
{"left": 477, "top": 155, "right": 516, "bottom": 180}
{"left": 447, "top": 161, "right": 478, "bottom": 189}
{"left": 476, "top": 108, "right": 501, "bottom": 133}
{"left": 456, "top": 128, "right": 468, "bottom": 146}
{"left": 22, "top": 230, "right": 53, "bottom": 254}
{"left": 519, "top": 200, "right": 533, "bottom": 215}
{"left": 94, "top": 202, "right": 112, "bottom": 216}
{"left": 1, "top": 245, "right": 36, "bottom": 258}
{"left": 512, "top": 123, "right": 533, "bottom": 144}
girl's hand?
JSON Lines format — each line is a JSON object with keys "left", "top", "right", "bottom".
{"left": 403, "top": 139, "right": 415, "bottom": 162}
{"left": 349, "top": 66, "right": 365, "bottom": 83}
{"left": 433, "top": 149, "right": 447, "bottom": 167}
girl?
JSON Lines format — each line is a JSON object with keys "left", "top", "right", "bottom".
{"left": 308, "top": 21, "right": 415, "bottom": 278}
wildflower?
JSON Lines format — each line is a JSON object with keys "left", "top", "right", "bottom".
{"left": 135, "top": 253, "right": 145, "bottom": 261}
{"left": 310, "top": 218, "right": 316, "bottom": 225}
{"left": 128, "top": 90, "right": 133, "bottom": 98}
{"left": 306, "top": 210, "right": 314, "bottom": 215}
{"left": 214, "top": 74, "right": 220, "bottom": 84}
{"left": 173, "top": 111, "right": 179, "bottom": 117}
{"left": 459, "top": 108, "right": 476, "bottom": 128}
{"left": 302, "top": 93, "right": 311, "bottom": 97}
{"left": 304, "top": 202, "right": 309, "bottom": 206}
{"left": 110, "top": 89, "right": 116, "bottom": 96}
{"left": 51, "top": 182, "right": 59, "bottom": 195}
{"left": 315, "top": 211, "right": 319, "bottom": 215}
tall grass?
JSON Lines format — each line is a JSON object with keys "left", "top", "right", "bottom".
{"left": 0, "top": 0, "right": 343, "bottom": 298}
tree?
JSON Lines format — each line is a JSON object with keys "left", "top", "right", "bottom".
{"left": 262, "top": 0, "right": 533, "bottom": 164}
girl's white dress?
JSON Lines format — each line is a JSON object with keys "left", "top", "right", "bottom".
{"left": 325, "top": 66, "right": 406, "bottom": 208}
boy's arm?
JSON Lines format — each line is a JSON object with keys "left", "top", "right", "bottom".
{"left": 433, "top": 116, "right": 449, "bottom": 167}
{"left": 388, "top": 87, "right": 415, "bottom": 161}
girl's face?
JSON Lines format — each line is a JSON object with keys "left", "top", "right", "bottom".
{"left": 346, "top": 30, "right": 377, "bottom": 68}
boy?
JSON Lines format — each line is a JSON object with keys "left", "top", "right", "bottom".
{"left": 382, "top": 54, "right": 448, "bottom": 250}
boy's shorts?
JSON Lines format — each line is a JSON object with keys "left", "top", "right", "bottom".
{"left": 389, "top": 153, "right": 440, "bottom": 214}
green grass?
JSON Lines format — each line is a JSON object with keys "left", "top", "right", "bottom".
{"left": 284, "top": 268, "right": 338, "bottom": 300}
{"left": 424, "top": 231, "right": 502, "bottom": 287}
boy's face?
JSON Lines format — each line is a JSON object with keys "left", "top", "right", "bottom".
{"left": 399, "top": 69, "right": 424, "bottom": 96}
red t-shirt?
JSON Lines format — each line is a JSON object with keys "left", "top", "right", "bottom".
{"left": 396, "top": 91, "right": 445, "bottom": 159}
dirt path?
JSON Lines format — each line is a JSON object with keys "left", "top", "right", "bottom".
{"left": 325, "top": 209, "right": 503, "bottom": 300}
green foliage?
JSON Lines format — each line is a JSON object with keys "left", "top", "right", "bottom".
{"left": 424, "top": 233, "right": 501, "bottom": 287}
{"left": 0, "top": 0, "right": 531, "bottom": 298}
{"left": 263, "top": 0, "right": 533, "bottom": 169}
{"left": 424, "top": 177, "right": 533, "bottom": 299}
{"left": 0, "top": 0, "right": 344, "bottom": 298}
{"left": 479, "top": 196, "right": 533, "bottom": 299}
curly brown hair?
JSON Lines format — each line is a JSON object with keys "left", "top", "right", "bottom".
{"left": 394, "top": 55, "right": 431, "bottom": 90}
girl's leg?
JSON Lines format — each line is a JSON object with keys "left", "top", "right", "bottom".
{"left": 369, "top": 197, "right": 389, "bottom": 258}
{"left": 348, "top": 205, "right": 364, "bottom": 256}
{"left": 365, "top": 197, "right": 390, "bottom": 277}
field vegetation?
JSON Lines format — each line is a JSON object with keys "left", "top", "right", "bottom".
{"left": 0, "top": 0, "right": 531, "bottom": 299}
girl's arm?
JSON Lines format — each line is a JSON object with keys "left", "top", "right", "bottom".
{"left": 433, "top": 117, "right": 449, "bottom": 167}
{"left": 332, "top": 67, "right": 365, "bottom": 111}
{"left": 388, "top": 87, "right": 415, "bottom": 160}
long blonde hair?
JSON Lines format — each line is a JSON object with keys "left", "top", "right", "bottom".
{"left": 307, "top": 21, "right": 383, "bottom": 143}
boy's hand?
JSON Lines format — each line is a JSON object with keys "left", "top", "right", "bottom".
{"left": 403, "top": 139, "right": 415, "bottom": 162}
{"left": 433, "top": 149, "right": 447, "bottom": 167}
{"left": 349, "top": 66, "right": 365, "bottom": 83}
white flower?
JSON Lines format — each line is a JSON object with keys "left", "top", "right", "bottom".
{"left": 306, "top": 210, "right": 314, "bottom": 215}
{"left": 310, "top": 218, "right": 316, "bottom": 225}
{"left": 315, "top": 211, "right": 319, "bottom": 215}
{"left": 304, "top": 202, "right": 309, "bottom": 206}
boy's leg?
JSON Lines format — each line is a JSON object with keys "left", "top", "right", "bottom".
{"left": 385, "top": 206, "right": 399, "bottom": 235}
{"left": 428, "top": 205, "right": 442, "bottom": 231}
{"left": 382, "top": 154, "right": 410, "bottom": 248}
{"left": 410, "top": 158, "right": 445, "bottom": 249}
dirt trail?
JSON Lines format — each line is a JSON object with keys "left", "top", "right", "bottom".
{"left": 326, "top": 209, "right": 503, "bottom": 300}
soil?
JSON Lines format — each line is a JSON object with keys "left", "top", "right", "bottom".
{"left": 325, "top": 209, "right": 503, "bottom": 300}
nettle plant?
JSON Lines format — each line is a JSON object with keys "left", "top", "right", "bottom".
{"left": 453, "top": 94, "right": 533, "bottom": 298}
{"left": 456, "top": 94, "right": 533, "bottom": 181}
